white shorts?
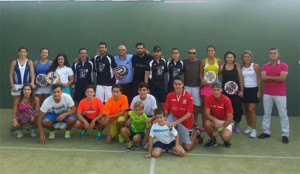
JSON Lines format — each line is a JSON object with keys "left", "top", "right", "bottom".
{"left": 214, "top": 119, "right": 233, "bottom": 132}
{"left": 184, "top": 86, "right": 201, "bottom": 106}
{"left": 96, "top": 85, "right": 112, "bottom": 102}
{"left": 36, "top": 86, "right": 51, "bottom": 95}
{"left": 11, "top": 84, "right": 23, "bottom": 96}
{"left": 166, "top": 113, "right": 192, "bottom": 144}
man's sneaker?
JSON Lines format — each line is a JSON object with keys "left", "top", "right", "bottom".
{"left": 224, "top": 141, "right": 231, "bottom": 148}
{"left": 234, "top": 124, "right": 241, "bottom": 133}
{"left": 204, "top": 139, "right": 217, "bottom": 148}
{"left": 80, "top": 129, "right": 87, "bottom": 138}
{"left": 17, "top": 129, "right": 24, "bottom": 138}
{"left": 49, "top": 130, "right": 55, "bottom": 139}
{"left": 59, "top": 122, "right": 67, "bottom": 130}
{"left": 53, "top": 123, "right": 60, "bottom": 129}
{"left": 65, "top": 130, "right": 71, "bottom": 139}
{"left": 118, "top": 134, "right": 125, "bottom": 143}
{"left": 126, "top": 142, "right": 133, "bottom": 152}
{"left": 30, "top": 127, "right": 37, "bottom": 137}
{"left": 96, "top": 131, "right": 102, "bottom": 140}
{"left": 133, "top": 142, "right": 141, "bottom": 149}
{"left": 282, "top": 136, "right": 289, "bottom": 144}
{"left": 258, "top": 133, "right": 271, "bottom": 139}
{"left": 244, "top": 126, "right": 252, "bottom": 134}
{"left": 249, "top": 129, "right": 257, "bottom": 138}
{"left": 143, "top": 143, "right": 149, "bottom": 150}
{"left": 200, "top": 124, "right": 206, "bottom": 131}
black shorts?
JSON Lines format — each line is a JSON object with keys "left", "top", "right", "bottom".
{"left": 149, "top": 80, "right": 167, "bottom": 103}
{"left": 129, "top": 129, "right": 145, "bottom": 140}
{"left": 243, "top": 87, "right": 259, "bottom": 103}
{"left": 83, "top": 115, "right": 99, "bottom": 125}
{"left": 153, "top": 140, "right": 176, "bottom": 150}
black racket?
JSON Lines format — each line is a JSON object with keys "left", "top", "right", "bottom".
{"left": 115, "top": 65, "right": 129, "bottom": 84}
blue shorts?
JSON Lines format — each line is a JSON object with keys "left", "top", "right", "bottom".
{"left": 42, "top": 113, "right": 76, "bottom": 124}
{"left": 129, "top": 129, "right": 145, "bottom": 140}
{"left": 153, "top": 140, "right": 176, "bottom": 150}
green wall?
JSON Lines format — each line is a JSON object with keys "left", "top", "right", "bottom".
{"left": 0, "top": 1, "right": 299, "bottom": 116}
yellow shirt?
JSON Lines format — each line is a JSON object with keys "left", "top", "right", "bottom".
{"left": 204, "top": 58, "right": 219, "bottom": 84}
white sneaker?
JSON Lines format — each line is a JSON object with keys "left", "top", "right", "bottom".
{"left": 30, "top": 127, "right": 37, "bottom": 137}
{"left": 250, "top": 129, "right": 257, "bottom": 138}
{"left": 59, "top": 122, "right": 66, "bottom": 130}
{"left": 54, "top": 123, "right": 60, "bottom": 129}
{"left": 49, "top": 130, "right": 55, "bottom": 139}
{"left": 65, "top": 130, "right": 71, "bottom": 139}
{"left": 17, "top": 129, "right": 24, "bottom": 138}
{"left": 244, "top": 126, "right": 252, "bottom": 134}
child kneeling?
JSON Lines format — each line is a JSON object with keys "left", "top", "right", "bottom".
{"left": 144, "top": 108, "right": 185, "bottom": 158}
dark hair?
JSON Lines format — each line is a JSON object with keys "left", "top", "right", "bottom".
{"left": 79, "top": 48, "right": 88, "bottom": 54}
{"left": 138, "top": 82, "right": 149, "bottom": 90}
{"left": 173, "top": 75, "right": 184, "bottom": 83}
{"left": 85, "top": 84, "right": 95, "bottom": 92}
{"left": 224, "top": 50, "right": 236, "bottom": 63}
{"left": 207, "top": 45, "right": 215, "bottom": 52}
{"left": 49, "top": 53, "right": 70, "bottom": 71}
{"left": 40, "top": 48, "right": 49, "bottom": 53}
{"left": 269, "top": 48, "right": 279, "bottom": 52}
{"left": 188, "top": 48, "right": 196, "bottom": 52}
{"left": 51, "top": 84, "right": 62, "bottom": 91}
{"left": 136, "top": 42, "right": 145, "bottom": 48}
{"left": 112, "top": 84, "right": 122, "bottom": 91}
{"left": 154, "top": 108, "right": 165, "bottom": 117}
{"left": 98, "top": 42, "right": 107, "bottom": 48}
{"left": 171, "top": 48, "right": 179, "bottom": 53}
{"left": 18, "top": 46, "right": 28, "bottom": 53}
{"left": 19, "top": 84, "right": 35, "bottom": 105}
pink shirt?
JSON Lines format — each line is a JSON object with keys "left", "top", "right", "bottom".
{"left": 261, "top": 60, "right": 288, "bottom": 96}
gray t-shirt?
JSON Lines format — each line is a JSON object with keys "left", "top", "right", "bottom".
{"left": 183, "top": 58, "right": 201, "bottom": 87}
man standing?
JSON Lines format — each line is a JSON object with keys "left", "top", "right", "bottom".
{"left": 258, "top": 48, "right": 289, "bottom": 144}
{"left": 132, "top": 42, "right": 152, "bottom": 96}
{"left": 183, "top": 48, "right": 201, "bottom": 128}
{"left": 114, "top": 45, "right": 134, "bottom": 106}
{"left": 204, "top": 81, "right": 233, "bottom": 148}
{"left": 91, "top": 42, "right": 117, "bottom": 103}
{"left": 167, "top": 48, "right": 184, "bottom": 93}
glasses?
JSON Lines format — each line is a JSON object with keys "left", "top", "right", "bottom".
{"left": 188, "top": 52, "right": 196, "bottom": 54}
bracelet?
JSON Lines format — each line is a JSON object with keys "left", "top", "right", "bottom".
{"left": 218, "top": 127, "right": 224, "bottom": 132}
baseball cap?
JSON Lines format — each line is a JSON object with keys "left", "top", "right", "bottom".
{"left": 153, "top": 46, "right": 161, "bottom": 52}
{"left": 212, "top": 81, "right": 222, "bottom": 88}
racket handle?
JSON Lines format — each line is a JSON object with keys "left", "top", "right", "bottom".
{"left": 116, "top": 80, "right": 119, "bottom": 84}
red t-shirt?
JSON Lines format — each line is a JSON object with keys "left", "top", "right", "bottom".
{"left": 204, "top": 94, "right": 233, "bottom": 121}
{"left": 77, "top": 97, "right": 104, "bottom": 119}
{"left": 103, "top": 94, "right": 129, "bottom": 121}
{"left": 164, "top": 89, "right": 193, "bottom": 129}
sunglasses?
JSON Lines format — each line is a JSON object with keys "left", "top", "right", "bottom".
{"left": 188, "top": 52, "right": 196, "bottom": 54}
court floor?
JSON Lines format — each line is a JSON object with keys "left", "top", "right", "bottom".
{"left": 0, "top": 109, "right": 299, "bottom": 174}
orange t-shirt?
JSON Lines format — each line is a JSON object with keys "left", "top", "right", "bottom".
{"left": 103, "top": 94, "right": 129, "bottom": 121}
{"left": 77, "top": 97, "right": 104, "bottom": 119}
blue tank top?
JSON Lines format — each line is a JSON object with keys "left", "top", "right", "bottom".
{"left": 14, "top": 59, "right": 31, "bottom": 85}
{"left": 35, "top": 60, "right": 50, "bottom": 76}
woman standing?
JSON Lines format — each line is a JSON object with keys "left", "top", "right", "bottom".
{"left": 220, "top": 51, "right": 243, "bottom": 133}
{"left": 34, "top": 48, "right": 53, "bottom": 105}
{"left": 49, "top": 53, "right": 74, "bottom": 95}
{"left": 241, "top": 51, "right": 261, "bottom": 138}
{"left": 9, "top": 47, "right": 35, "bottom": 103}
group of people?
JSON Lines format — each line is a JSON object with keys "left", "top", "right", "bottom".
{"left": 9, "top": 43, "right": 289, "bottom": 159}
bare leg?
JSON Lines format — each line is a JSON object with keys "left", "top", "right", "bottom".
{"left": 120, "top": 127, "right": 130, "bottom": 143}
{"left": 168, "top": 145, "right": 185, "bottom": 157}
{"left": 152, "top": 148, "right": 163, "bottom": 158}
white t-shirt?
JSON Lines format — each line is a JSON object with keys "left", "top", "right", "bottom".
{"left": 40, "top": 93, "right": 75, "bottom": 114}
{"left": 150, "top": 123, "right": 178, "bottom": 144}
{"left": 130, "top": 94, "right": 157, "bottom": 117}
{"left": 56, "top": 66, "right": 74, "bottom": 83}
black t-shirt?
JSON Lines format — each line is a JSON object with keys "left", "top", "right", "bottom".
{"left": 132, "top": 54, "right": 152, "bottom": 84}
{"left": 91, "top": 53, "right": 117, "bottom": 86}
{"left": 167, "top": 60, "right": 184, "bottom": 84}
{"left": 145, "top": 57, "right": 167, "bottom": 82}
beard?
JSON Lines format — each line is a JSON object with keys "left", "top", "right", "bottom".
{"left": 137, "top": 51, "right": 144, "bottom": 56}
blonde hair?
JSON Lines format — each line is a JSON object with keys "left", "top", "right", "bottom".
{"left": 134, "top": 101, "right": 144, "bottom": 109}
{"left": 241, "top": 50, "right": 253, "bottom": 65}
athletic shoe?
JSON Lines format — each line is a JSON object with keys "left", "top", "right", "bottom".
{"left": 80, "top": 129, "right": 87, "bottom": 138}
{"left": 234, "top": 124, "right": 241, "bottom": 133}
{"left": 224, "top": 141, "right": 231, "bottom": 148}
{"left": 204, "top": 139, "right": 217, "bottom": 148}
{"left": 126, "top": 142, "right": 133, "bottom": 152}
{"left": 249, "top": 129, "right": 257, "bottom": 138}
{"left": 258, "top": 133, "right": 271, "bottom": 139}
{"left": 59, "top": 122, "right": 66, "bottom": 130}
{"left": 282, "top": 136, "right": 289, "bottom": 144}
{"left": 143, "top": 143, "right": 149, "bottom": 150}
{"left": 118, "top": 134, "right": 125, "bottom": 143}
{"left": 17, "top": 129, "right": 24, "bottom": 139}
{"left": 53, "top": 123, "right": 60, "bottom": 129}
{"left": 200, "top": 124, "right": 206, "bottom": 131}
{"left": 30, "top": 127, "right": 37, "bottom": 137}
{"left": 244, "top": 126, "right": 252, "bottom": 134}
{"left": 96, "top": 131, "right": 102, "bottom": 140}
{"left": 49, "top": 130, "right": 55, "bottom": 139}
{"left": 133, "top": 142, "right": 141, "bottom": 149}
{"left": 162, "top": 149, "right": 168, "bottom": 154}
{"left": 65, "top": 130, "right": 71, "bottom": 139}
{"left": 195, "top": 126, "right": 203, "bottom": 144}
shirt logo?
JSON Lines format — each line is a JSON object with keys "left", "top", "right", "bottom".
{"left": 182, "top": 99, "right": 187, "bottom": 105}
{"left": 157, "top": 66, "right": 164, "bottom": 76}
{"left": 79, "top": 69, "right": 88, "bottom": 78}
{"left": 172, "top": 68, "right": 180, "bottom": 77}
{"left": 98, "top": 63, "right": 105, "bottom": 72}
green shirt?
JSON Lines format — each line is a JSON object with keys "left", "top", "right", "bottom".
{"left": 128, "top": 111, "right": 151, "bottom": 133}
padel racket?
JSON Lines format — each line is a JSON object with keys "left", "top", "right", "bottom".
{"left": 36, "top": 74, "right": 48, "bottom": 87}
{"left": 204, "top": 71, "right": 217, "bottom": 84}
{"left": 115, "top": 65, "right": 129, "bottom": 84}
{"left": 224, "top": 81, "right": 239, "bottom": 95}
{"left": 46, "top": 71, "right": 62, "bottom": 85}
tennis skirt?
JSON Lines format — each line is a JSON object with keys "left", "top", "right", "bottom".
{"left": 243, "top": 87, "right": 259, "bottom": 103}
